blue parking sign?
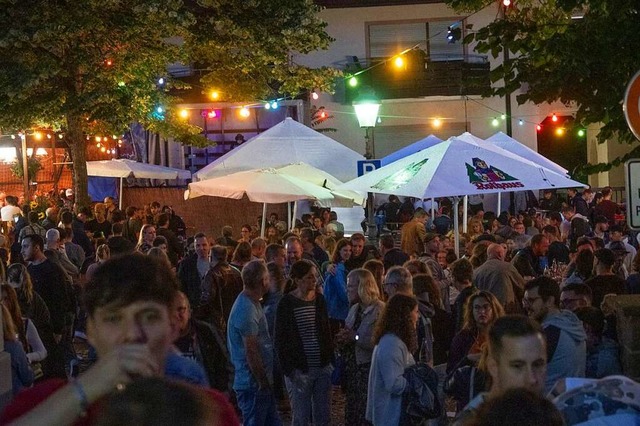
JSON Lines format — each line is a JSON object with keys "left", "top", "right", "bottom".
{"left": 357, "top": 160, "right": 381, "bottom": 177}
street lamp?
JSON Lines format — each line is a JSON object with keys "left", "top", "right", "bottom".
{"left": 353, "top": 88, "right": 381, "bottom": 240}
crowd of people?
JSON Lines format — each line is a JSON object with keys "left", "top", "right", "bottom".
{"left": 0, "top": 185, "right": 639, "bottom": 425}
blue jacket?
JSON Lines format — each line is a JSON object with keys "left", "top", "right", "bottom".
{"left": 542, "top": 310, "right": 587, "bottom": 392}
{"left": 323, "top": 262, "right": 349, "bottom": 321}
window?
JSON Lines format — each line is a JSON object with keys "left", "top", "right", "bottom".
{"left": 367, "top": 20, "right": 464, "bottom": 62}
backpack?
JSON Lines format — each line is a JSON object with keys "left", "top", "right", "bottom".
{"left": 401, "top": 362, "right": 442, "bottom": 425}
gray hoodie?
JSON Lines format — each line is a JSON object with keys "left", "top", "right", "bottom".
{"left": 542, "top": 310, "right": 587, "bottom": 393}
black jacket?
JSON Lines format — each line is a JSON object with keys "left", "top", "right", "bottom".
{"left": 274, "top": 293, "right": 333, "bottom": 376}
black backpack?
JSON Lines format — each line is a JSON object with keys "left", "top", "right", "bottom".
{"left": 401, "top": 362, "right": 442, "bottom": 425}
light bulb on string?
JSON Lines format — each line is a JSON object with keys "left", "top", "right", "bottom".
{"left": 348, "top": 76, "right": 358, "bottom": 87}
{"left": 179, "top": 109, "right": 189, "bottom": 119}
{"left": 491, "top": 118, "right": 500, "bottom": 127}
{"left": 394, "top": 56, "right": 404, "bottom": 69}
{"left": 158, "top": 77, "right": 165, "bottom": 85}
{"left": 518, "top": 119, "right": 524, "bottom": 126}
{"left": 377, "top": 116, "right": 382, "bottom": 124}
{"left": 555, "top": 127, "right": 565, "bottom": 136}
{"left": 500, "top": 114, "right": 506, "bottom": 120}
{"left": 503, "top": 0, "right": 511, "bottom": 6}
{"left": 311, "top": 91, "right": 319, "bottom": 100}
{"left": 320, "top": 111, "right": 327, "bottom": 119}
{"left": 58, "top": 134, "right": 64, "bottom": 139}
{"left": 46, "top": 134, "right": 52, "bottom": 139}
{"left": 156, "top": 106, "right": 163, "bottom": 114}
{"left": 34, "top": 132, "right": 43, "bottom": 141}
{"left": 536, "top": 124, "right": 542, "bottom": 131}
{"left": 210, "top": 91, "right": 220, "bottom": 100}
{"left": 551, "top": 113, "right": 558, "bottom": 122}
{"left": 271, "top": 101, "right": 278, "bottom": 110}
{"left": 577, "top": 129, "right": 585, "bottom": 137}
{"left": 432, "top": 118, "right": 442, "bottom": 128}
{"left": 100, "top": 146, "right": 106, "bottom": 153}
{"left": 95, "top": 136, "right": 102, "bottom": 142}
{"left": 264, "top": 102, "right": 271, "bottom": 110}
{"left": 239, "top": 107, "right": 250, "bottom": 118}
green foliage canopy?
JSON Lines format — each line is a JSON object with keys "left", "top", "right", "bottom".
{"left": 0, "top": 0, "right": 339, "bottom": 204}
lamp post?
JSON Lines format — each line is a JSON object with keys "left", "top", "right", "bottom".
{"left": 353, "top": 89, "right": 381, "bottom": 241}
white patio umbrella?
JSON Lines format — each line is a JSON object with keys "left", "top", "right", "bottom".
{"left": 86, "top": 159, "right": 191, "bottom": 208}
{"left": 339, "top": 136, "right": 586, "bottom": 255}
{"left": 486, "top": 132, "right": 569, "bottom": 176}
{"left": 185, "top": 163, "right": 364, "bottom": 236}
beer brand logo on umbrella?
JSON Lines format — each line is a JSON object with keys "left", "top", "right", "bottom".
{"left": 372, "top": 158, "right": 428, "bottom": 191}
{"left": 466, "top": 157, "right": 524, "bottom": 190}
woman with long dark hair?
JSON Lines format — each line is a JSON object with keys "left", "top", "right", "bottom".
{"left": 366, "top": 294, "right": 419, "bottom": 426}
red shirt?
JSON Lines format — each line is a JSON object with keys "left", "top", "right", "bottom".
{"left": 0, "top": 379, "right": 240, "bottom": 425}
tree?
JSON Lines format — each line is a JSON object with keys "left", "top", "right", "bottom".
{"left": 0, "top": 0, "right": 339, "bottom": 206}
{"left": 445, "top": 0, "right": 640, "bottom": 178}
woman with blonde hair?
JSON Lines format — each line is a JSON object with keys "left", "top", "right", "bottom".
{"left": 85, "top": 244, "right": 110, "bottom": 281}
{"left": 135, "top": 224, "right": 156, "bottom": 253}
{"left": 466, "top": 218, "right": 485, "bottom": 243}
{"left": 336, "top": 268, "right": 385, "bottom": 425}
{"left": 363, "top": 259, "right": 385, "bottom": 302}
{"left": 447, "top": 291, "right": 504, "bottom": 373}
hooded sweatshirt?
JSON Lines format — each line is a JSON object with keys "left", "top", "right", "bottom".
{"left": 542, "top": 310, "right": 587, "bottom": 392}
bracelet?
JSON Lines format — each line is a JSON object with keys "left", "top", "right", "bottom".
{"left": 70, "top": 379, "right": 89, "bottom": 418}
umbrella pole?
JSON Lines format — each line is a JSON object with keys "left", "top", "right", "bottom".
{"left": 431, "top": 198, "right": 435, "bottom": 224}
{"left": 291, "top": 201, "right": 298, "bottom": 231}
{"left": 463, "top": 195, "right": 468, "bottom": 233}
{"left": 288, "top": 202, "right": 292, "bottom": 230}
{"left": 497, "top": 192, "right": 502, "bottom": 216}
{"left": 119, "top": 177, "right": 123, "bottom": 210}
{"left": 453, "top": 197, "right": 460, "bottom": 258}
{"left": 261, "top": 203, "right": 267, "bottom": 238}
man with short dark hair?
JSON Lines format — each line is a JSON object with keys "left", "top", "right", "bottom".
{"left": 451, "top": 258, "right": 475, "bottom": 332}
{"left": 560, "top": 283, "right": 592, "bottom": 311}
{"left": 606, "top": 225, "right": 636, "bottom": 274}
{"left": 299, "top": 228, "right": 328, "bottom": 266}
{"left": 455, "top": 315, "right": 547, "bottom": 422}
{"left": 18, "top": 211, "right": 47, "bottom": 242}
{"left": 265, "top": 243, "right": 286, "bottom": 268}
{"left": 1, "top": 253, "right": 239, "bottom": 425}
{"left": 123, "top": 206, "right": 142, "bottom": 243}
{"left": 584, "top": 248, "right": 627, "bottom": 308}
{"left": 542, "top": 225, "right": 570, "bottom": 266}
{"left": 523, "top": 277, "right": 586, "bottom": 392}
{"left": 592, "top": 187, "right": 620, "bottom": 227}
{"left": 178, "top": 233, "right": 211, "bottom": 311}
{"left": 378, "top": 233, "right": 408, "bottom": 270}
{"left": 401, "top": 209, "right": 428, "bottom": 256}
{"left": 567, "top": 188, "right": 589, "bottom": 217}
{"left": 157, "top": 212, "right": 183, "bottom": 266}
{"left": 72, "top": 206, "right": 94, "bottom": 258}
{"left": 204, "top": 245, "right": 243, "bottom": 331}
{"left": 227, "top": 260, "right": 281, "bottom": 425}
{"left": 106, "top": 222, "right": 135, "bottom": 256}
{"left": 512, "top": 234, "right": 550, "bottom": 279}
{"left": 173, "top": 291, "right": 232, "bottom": 392}
{"left": 21, "top": 234, "right": 69, "bottom": 379}
{"left": 562, "top": 206, "right": 591, "bottom": 251}
{"left": 345, "top": 232, "right": 377, "bottom": 270}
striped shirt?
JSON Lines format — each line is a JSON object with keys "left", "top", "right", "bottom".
{"left": 292, "top": 300, "right": 322, "bottom": 368}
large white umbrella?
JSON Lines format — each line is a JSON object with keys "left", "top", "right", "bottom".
{"left": 87, "top": 159, "right": 191, "bottom": 208}
{"left": 486, "top": 131, "right": 569, "bottom": 175}
{"left": 339, "top": 136, "right": 586, "bottom": 254}
{"left": 185, "top": 163, "right": 364, "bottom": 235}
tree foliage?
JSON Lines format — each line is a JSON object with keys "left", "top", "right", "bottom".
{"left": 445, "top": 0, "right": 640, "bottom": 176}
{"left": 0, "top": 0, "right": 339, "bottom": 205}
